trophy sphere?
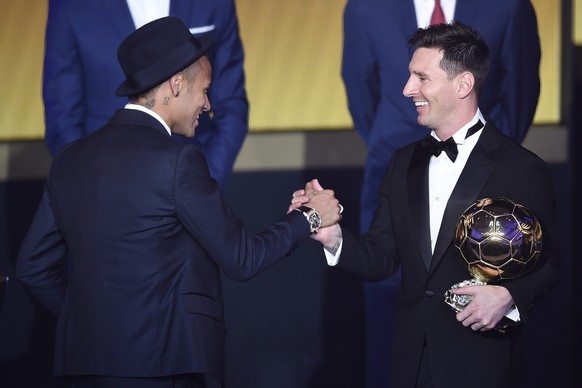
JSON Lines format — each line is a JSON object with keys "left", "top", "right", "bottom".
{"left": 454, "top": 197, "right": 543, "bottom": 282}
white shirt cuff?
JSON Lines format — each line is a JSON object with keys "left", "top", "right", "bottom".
{"left": 323, "top": 238, "right": 343, "bottom": 266}
{"left": 505, "top": 305, "right": 521, "bottom": 322}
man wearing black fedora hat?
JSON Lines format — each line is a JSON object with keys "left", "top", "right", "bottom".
{"left": 16, "top": 16, "right": 343, "bottom": 388}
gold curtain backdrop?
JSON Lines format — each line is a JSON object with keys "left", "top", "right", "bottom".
{"left": 0, "top": 0, "right": 563, "bottom": 140}
{"left": 575, "top": 0, "right": 582, "bottom": 44}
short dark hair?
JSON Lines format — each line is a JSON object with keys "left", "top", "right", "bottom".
{"left": 408, "top": 21, "right": 490, "bottom": 94}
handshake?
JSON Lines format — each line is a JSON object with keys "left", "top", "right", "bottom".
{"left": 288, "top": 179, "right": 344, "bottom": 253}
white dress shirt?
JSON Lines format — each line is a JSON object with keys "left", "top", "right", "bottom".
{"left": 126, "top": 0, "right": 170, "bottom": 29}
{"left": 428, "top": 111, "right": 485, "bottom": 252}
{"left": 414, "top": 0, "right": 457, "bottom": 27}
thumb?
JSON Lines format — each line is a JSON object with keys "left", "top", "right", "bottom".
{"left": 452, "top": 285, "right": 476, "bottom": 295}
{"left": 311, "top": 178, "right": 324, "bottom": 192}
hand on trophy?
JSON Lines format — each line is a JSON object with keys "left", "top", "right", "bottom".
{"left": 452, "top": 284, "right": 514, "bottom": 332}
{"left": 444, "top": 197, "right": 543, "bottom": 333}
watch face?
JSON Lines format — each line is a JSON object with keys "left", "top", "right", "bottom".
{"left": 298, "top": 206, "right": 321, "bottom": 233}
{"left": 308, "top": 211, "right": 322, "bottom": 232}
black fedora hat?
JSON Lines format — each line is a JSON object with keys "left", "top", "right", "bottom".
{"left": 115, "top": 16, "right": 212, "bottom": 97}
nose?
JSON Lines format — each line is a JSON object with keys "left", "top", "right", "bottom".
{"left": 402, "top": 76, "right": 416, "bottom": 98}
{"left": 203, "top": 95, "right": 211, "bottom": 112}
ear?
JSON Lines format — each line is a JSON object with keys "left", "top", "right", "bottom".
{"left": 169, "top": 72, "right": 184, "bottom": 97}
{"left": 457, "top": 72, "right": 475, "bottom": 99}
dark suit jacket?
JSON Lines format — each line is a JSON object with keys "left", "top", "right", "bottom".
{"left": 336, "top": 122, "right": 558, "bottom": 388}
{"left": 342, "top": 0, "right": 541, "bottom": 228}
{"left": 43, "top": 0, "right": 248, "bottom": 187}
{"left": 16, "top": 109, "right": 309, "bottom": 383}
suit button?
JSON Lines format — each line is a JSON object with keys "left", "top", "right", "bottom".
{"left": 425, "top": 290, "right": 434, "bottom": 297}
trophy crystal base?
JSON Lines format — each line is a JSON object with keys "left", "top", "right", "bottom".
{"left": 444, "top": 278, "right": 487, "bottom": 313}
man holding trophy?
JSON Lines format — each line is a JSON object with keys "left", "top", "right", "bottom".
{"left": 291, "top": 22, "right": 558, "bottom": 388}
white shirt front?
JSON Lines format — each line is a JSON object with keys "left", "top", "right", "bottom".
{"left": 428, "top": 111, "right": 485, "bottom": 253}
{"left": 414, "top": 0, "right": 457, "bottom": 28}
{"left": 126, "top": 0, "right": 170, "bottom": 29}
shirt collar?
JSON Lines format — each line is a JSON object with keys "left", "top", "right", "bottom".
{"left": 451, "top": 109, "right": 486, "bottom": 144}
{"left": 124, "top": 104, "right": 172, "bottom": 136}
{"left": 429, "top": 109, "right": 486, "bottom": 144}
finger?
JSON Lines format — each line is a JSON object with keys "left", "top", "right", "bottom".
{"left": 311, "top": 178, "right": 324, "bottom": 191}
{"left": 287, "top": 200, "right": 306, "bottom": 214}
{"left": 292, "top": 189, "right": 305, "bottom": 198}
{"left": 451, "top": 286, "right": 476, "bottom": 295}
{"left": 456, "top": 310, "right": 470, "bottom": 323}
{"left": 318, "top": 188, "right": 335, "bottom": 195}
{"left": 292, "top": 196, "right": 310, "bottom": 205}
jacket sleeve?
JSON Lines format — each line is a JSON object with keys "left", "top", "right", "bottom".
{"left": 499, "top": 155, "right": 559, "bottom": 323}
{"left": 200, "top": 0, "right": 249, "bottom": 187}
{"left": 174, "top": 146, "right": 310, "bottom": 282}
{"left": 341, "top": 0, "right": 380, "bottom": 146}
{"left": 336, "top": 157, "right": 400, "bottom": 281}
{"left": 15, "top": 185, "right": 67, "bottom": 316}
{"left": 43, "top": 0, "right": 87, "bottom": 155}
{"left": 496, "top": 0, "right": 541, "bottom": 143}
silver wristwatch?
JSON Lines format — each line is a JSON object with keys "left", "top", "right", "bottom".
{"left": 296, "top": 205, "right": 322, "bottom": 233}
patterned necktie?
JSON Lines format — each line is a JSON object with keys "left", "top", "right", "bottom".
{"left": 430, "top": 0, "right": 446, "bottom": 25}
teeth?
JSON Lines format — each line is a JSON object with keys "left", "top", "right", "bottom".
{"left": 415, "top": 101, "right": 428, "bottom": 107}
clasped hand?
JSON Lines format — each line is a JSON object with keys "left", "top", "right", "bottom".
{"left": 288, "top": 179, "right": 343, "bottom": 246}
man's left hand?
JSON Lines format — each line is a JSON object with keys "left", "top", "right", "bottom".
{"left": 453, "top": 285, "right": 514, "bottom": 332}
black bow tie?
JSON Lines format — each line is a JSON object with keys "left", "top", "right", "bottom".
{"left": 421, "top": 120, "right": 484, "bottom": 162}
{"left": 422, "top": 136, "right": 458, "bottom": 161}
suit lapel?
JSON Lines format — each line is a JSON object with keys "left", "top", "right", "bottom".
{"left": 453, "top": 0, "right": 481, "bottom": 23}
{"left": 394, "top": 0, "right": 419, "bottom": 35}
{"left": 408, "top": 144, "right": 433, "bottom": 270}
{"left": 429, "top": 122, "right": 503, "bottom": 272}
{"left": 100, "top": 0, "right": 136, "bottom": 38}
{"left": 170, "top": 0, "right": 193, "bottom": 19}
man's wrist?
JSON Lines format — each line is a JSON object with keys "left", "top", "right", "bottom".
{"left": 324, "top": 241, "right": 341, "bottom": 256}
{"left": 295, "top": 205, "right": 321, "bottom": 233}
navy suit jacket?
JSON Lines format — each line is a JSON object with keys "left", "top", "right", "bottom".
{"left": 43, "top": 0, "right": 248, "bottom": 187}
{"left": 16, "top": 109, "right": 309, "bottom": 382}
{"left": 342, "top": 0, "right": 541, "bottom": 228}
{"left": 337, "top": 121, "right": 558, "bottom": 388}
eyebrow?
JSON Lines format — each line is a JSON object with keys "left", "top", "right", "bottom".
{"left": 413, "top": 70, "right": 429, "bottom": 78}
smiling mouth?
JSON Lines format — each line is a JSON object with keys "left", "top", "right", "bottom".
{"left": 415, "top": 101, "right": 428, "bottom": 107}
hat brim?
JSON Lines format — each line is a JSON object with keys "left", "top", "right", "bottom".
{"left": 115, "top": 33, "right": 212, "bottom": 97}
